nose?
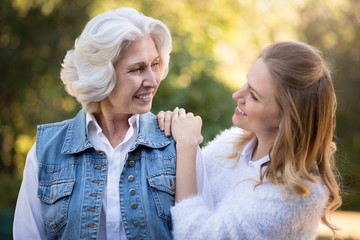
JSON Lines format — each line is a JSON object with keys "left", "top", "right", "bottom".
{"left": 232, "top": 90, "right": 239, "bottom": 100}
{"left": 232, "top": 88, "right": 245, "bottom": 104}
{"left": 143, "top": 68, "right": 159, "bottom": 88}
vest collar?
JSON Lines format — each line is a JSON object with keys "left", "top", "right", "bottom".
{"left": 62, "top": 110, "right": 171, "bottom": 154}
{"left": 61, "top": 110, "right": 93, "bottom": 154}
{"left": 129, "top": 112, "right": 171, "bottom": 151}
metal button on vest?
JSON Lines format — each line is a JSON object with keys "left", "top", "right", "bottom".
{"left": 139, "top": 238, "right": 144, "bottom": 240}
{"left": 128, "top": 175, "right": 135, "bottom": 182}
{"left": 131, "top": 202, "right": 138, "bottom": 209}
{"left": 129, "top": 189, "right": 136, "bottom": 195}
{"left": 129, "top": 160, "right": 135, "bottom": 167}
{"left": 133, "top": 221, "right": 139, "bottom": 227}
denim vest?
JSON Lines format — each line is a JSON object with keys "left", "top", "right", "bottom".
{"left": 36, "top": 110, "right": 176, "bottom": 240}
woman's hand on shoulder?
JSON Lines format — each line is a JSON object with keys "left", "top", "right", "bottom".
{"left": 157, "top": 109, "right": 174, "bottom": 137}
{"left": 172, "top": 107, "right": 203, "bottom": 146}
{"left": 157, "top": 107, "right": 203, "bottom": 145}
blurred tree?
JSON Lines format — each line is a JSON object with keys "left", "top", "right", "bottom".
{"left": 0, "top": 0, "right": 359, "bottom": 214}
{"left": 0, "top": 0, "right": 92, "bottom": 206}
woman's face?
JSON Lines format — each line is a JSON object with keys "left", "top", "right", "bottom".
{"left": 101, "top": 35, "right": 161, "bottom": 115}
{"left": 232, "top": 58, "right": 281, "bottom": 140}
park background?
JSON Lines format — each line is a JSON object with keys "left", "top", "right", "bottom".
{"left": 0, "top": 0, "right": 359, "bottom": 239}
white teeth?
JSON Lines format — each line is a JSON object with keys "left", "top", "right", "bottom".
{"left": 137, "top": 94, "right": 152, "bottom": 99}
{"left": 237, "top": 106, "right": 246, "bottom": 115}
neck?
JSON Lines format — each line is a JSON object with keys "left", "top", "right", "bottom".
{"left": 93, "top": 110, "right": 132, "bottom": 148}
{"left": 251, "top": 134, "right": 276, "bottom": 161}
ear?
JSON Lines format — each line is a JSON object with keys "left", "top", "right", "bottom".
{"left": 278, "top": 120, "right": 283, "bottom": 129}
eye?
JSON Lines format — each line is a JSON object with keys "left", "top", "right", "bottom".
{"left": 129, "top": 67, "right": 142, "bottom": 74}
{"left": 151, "top": 61, "right": 160, "bottom": 68}
{"left": 250, "top": 92, "right": 258, "bottom": 101}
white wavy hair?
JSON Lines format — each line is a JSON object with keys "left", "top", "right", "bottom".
{"left": 60, "top": 8, "right": 172, "bottom": 113}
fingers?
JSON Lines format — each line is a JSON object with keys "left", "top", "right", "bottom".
{"left": 160, "top": 107, "right": 201, "bottom": 141}
{"left": 178, "top": 107, "right": 186, "bottom": 117}
{"left": 172, "top": 107, "right": 189, "bottom": 124}
{"left": 195, "top": 116, "right": 203, "bottom": 144}
{"left": 172, "top": 107, "right": 179, "bottom": 122}
{"left": 157, "top": 110, "right": 176, "bottom": 137}
{"left": 164, "top": 110, "right": 173, "bottom": 137}
{"left": 157, "top": 111, "right": 165, "bottom": 131}
{"left": 199, "top": 135, "right": 204, "bottom": 145}
{"left": 195, "top": 115, "right": 202, "bottom": 123}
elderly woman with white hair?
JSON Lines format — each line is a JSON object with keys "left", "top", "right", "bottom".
{"left": 13, "top": 8, "right": 176, "bottom": 240}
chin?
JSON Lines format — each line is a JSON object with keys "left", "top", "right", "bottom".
{"left": 232, "top": 115, "right": 241, "bottom": 128}
{"left": 136, "top": 105, "right": 152, "bottom": 114}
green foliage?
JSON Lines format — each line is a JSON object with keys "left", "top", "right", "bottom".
{"left": 0, "top": 207, "right": 14, "bottom": 240}
{"left": 0, "top": 0, "right": 88, "bottom": 177}
{"left": 153, "top": 72, "right": 235, "bottom": 144}
{"left": 0, "top": 0, "right": 359, "bottom": 214}
{"left": 0, "top": 174, "right": 21, "bottom": 208}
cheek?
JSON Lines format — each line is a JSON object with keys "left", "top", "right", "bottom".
{"left": 263, "top": 108, "right": 281, "bottom": 128}
{"left": 156, "top": 77, "right": 161, "bottom": 86}
{"left": 155, "top": 71, "right": 162, "bottom": 85}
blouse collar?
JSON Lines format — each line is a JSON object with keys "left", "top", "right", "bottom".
{"left": 240, "top": 139, "right": 270, "bottom": 173}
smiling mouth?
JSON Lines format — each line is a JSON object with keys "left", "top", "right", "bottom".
{"left": 136, "top": 93, "right": 152, "bottom": 99}
{"left": 236, "top": 106, "right": 247, "bottom": 116}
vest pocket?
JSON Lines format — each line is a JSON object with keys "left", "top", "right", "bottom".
{"left": 38, "top": 179, "right": 75, "bottom": 233}
{"left": 148, "top": 171, "right": 176, "bottom": 221}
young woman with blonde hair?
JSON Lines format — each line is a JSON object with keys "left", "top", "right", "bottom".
{"left": 158, "top": 41, "right": 341, "bottom": 239}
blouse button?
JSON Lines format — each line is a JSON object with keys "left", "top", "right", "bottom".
{"left": 128, "top": 175, "right": 135, "bottom": 182}
{"left": 131, "top": 202, "right": 138, "bottom": 209}
{"left": 129, "top": 189, "right": 136, "bottom": 195}
{"left": 129, "top": 160, "right": 135, "bottom": 167}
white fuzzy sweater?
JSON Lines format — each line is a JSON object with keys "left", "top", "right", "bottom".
{"left": 171, "top": 127, "right": 329, "bottom": 240}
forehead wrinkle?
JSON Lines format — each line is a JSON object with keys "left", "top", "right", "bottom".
{"left": 127, "top": 55, "right": 160, "bottom": 67}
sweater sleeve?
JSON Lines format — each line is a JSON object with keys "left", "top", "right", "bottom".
{"left": 171, "top": 180, "right": 328, "bottom": 240}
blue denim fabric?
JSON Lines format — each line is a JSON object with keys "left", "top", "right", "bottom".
{"left": 36, "top": 110, "right": 176, "bottom": 240}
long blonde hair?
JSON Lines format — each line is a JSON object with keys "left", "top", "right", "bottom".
{"left": 229, "top": 41, "right": 341, "bottom": 236}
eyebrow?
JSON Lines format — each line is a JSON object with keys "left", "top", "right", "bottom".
{"left": 246, "top": 75, "right": 263, "bottom": 99}
{"left": 128, "top": 56, "right": 161, "bottom": 68}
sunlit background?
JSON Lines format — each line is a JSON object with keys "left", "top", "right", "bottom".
{"left": 1, "top": 0, "right": 359, "bottom": 239}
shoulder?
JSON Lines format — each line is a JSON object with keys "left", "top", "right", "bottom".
{"left": 242, "top": 179, "right": 329, "bottom": 230}
{"left": 36, "top": 110, "right": 84, "bottom": 143}
{"left": 37, "top": 119, "right": 73, "bottom": 137}
{"left": 138, "top": 112, "right": 161, "bottom": 132}
{"left": 302, "top": 178, "right": 329, "bottom": 210}
{"left": 252, "top": 178, "right": 328, "bottom": 208}
{"left": 36, "top": 110, "right": 86, "bottom": 162}
{"left": 140, "top": 111, "right": 157, "bottom": 122}
{"left": 36, "top": 118, "right": 74, "bottom": 144}
{"left": 202, "top": 127, "right": 242, "bottom": 157}
{"left": 209, "top": 127, "right": 243, "bottom": 143}
{"left": 200, "top": 127, "right": 242, "bottom": 178}
{"left": 137, "top": 112, "right": 175, "bottom": 148}
{"left": 229, "top": 180, "right": 329, "bottom": 238}
{"left": 37, "top": 110, "right": 84, "bottom": 133}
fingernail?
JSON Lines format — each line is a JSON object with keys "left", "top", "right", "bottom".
{"left": 165, "top": 130, "right": 170, "bottom": 137}
{"left": 160, "top": 126, "right": 164, "bottom": 131}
